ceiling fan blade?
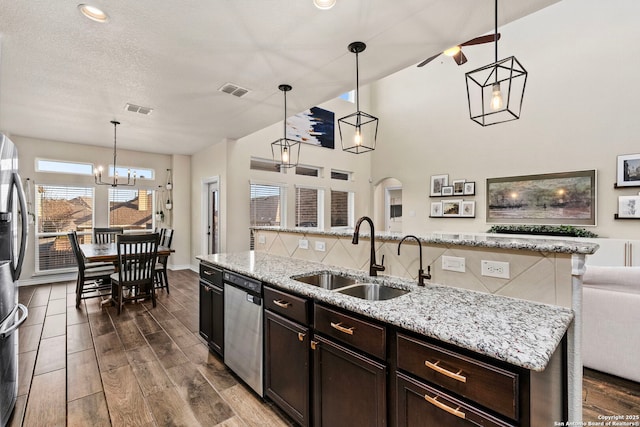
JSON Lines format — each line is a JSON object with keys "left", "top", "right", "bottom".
{"left": 417, "top": 52, "right": 442, "bottom": 67}
{"left": 461, "top": 33, "right": 501, "bottom": 46}
{"left": 453, "top": 50, "right": 467, "bottom": 66}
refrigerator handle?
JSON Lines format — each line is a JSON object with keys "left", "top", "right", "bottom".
{"left": 12, "top": 172, "right": 29, "bottom": 280}
{"left": 0, "top": 304, "right": 29, "bottom": 339}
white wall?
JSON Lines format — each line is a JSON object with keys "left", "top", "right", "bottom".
{"left": 13, "top": 135, "right": 179, "bottom": 284}
{"left": 368, "top": 0, "right": 640, "bottom": 239}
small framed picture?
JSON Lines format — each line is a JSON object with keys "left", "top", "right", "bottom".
{"left": 463, "top": 181, "right": 475, "bottom": 195}
{"left": 461, "top": 200, "right": 476, "bottom": 217}
{"left": 430, "top": 201, "right": 443, "bottom": 217}
{"left": 430, "top": 174, "right": 449, "bottom": 196}
{"left": 618, "top": 195, "right": 640, "bottom": 218}
{"left": 442, "top": 199, "right": 462, "bottom": 217}
{"left": 441, "top": 186, "right": 454, "bottom": 197}
{"left": 453, "top": 180, "right": 466, "bottom": 195}
{"left": 617, "top": 154, "right": 640, "bottom": 187}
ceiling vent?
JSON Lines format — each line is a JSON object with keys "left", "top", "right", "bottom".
{"left": 218, "top": 83, "right": 251, "bottom": 98}
{"left": 124, "top": 103, "right": 154, "bottom": 115}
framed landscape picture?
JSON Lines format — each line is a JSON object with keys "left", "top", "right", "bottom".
{"left": 441, "top": 186, "right": 454, "bottom": 197}
{"left": 486, "top": 170, "right": 596, "bottom": 225}
{"left": 616, "top": 153, "right": 640, "bottom": 187}
{"left": 430, "top": 174, "right": 449, "bottom": 196}
{"left": 453, "top": 180, "right": 465, "bottom": 195}
{"left": 442, "top": 200, "right": 462, "bottom": 217}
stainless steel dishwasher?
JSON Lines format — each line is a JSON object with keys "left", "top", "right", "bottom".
{"left": 223, "top": 270, "right": 263, "bottom": 397}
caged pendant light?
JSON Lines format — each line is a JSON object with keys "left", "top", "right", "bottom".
{"left": 271, "top": 84, "right": 301, "bottom": 168}
{"left": 465, "top": 0, "right": 528, "bottom": 126}
{"left": 338, "top": 41, "right": 379, "bottom": 154}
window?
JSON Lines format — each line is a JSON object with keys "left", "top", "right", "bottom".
{"left": 250, "top": 183, "right": 284, "bottom": 227}
{"left": 250, "top": 157, "right": 281, "bottom": 173}
{"left": 35, "top": 184, "right": 94, "bottom": 273}
{"left": 339, "top": 90, "right": 355, "bottom": 103}
{"left": 108, "top": 188, "right": 154, "bottom": 231}
{"left": 108, "top": 166, "right": 155, "bottom": 180}
{"left": 36, "top": 159, "right": 94, "bottom": 175}
{"left": 331, "top": 190, "right": 354, "bottom": 228}
{"left": 331, "top": 169, "right": 351, "bottom": 181}
{"left": 295, "top": 186, "right": 324, "bottom": 228}
{"left": 295, "top": 165, "right": 321, "bottom": 177}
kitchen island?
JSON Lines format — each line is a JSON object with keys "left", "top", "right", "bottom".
{"left": 197, "top": 250, "right": 578, "bottom": 426}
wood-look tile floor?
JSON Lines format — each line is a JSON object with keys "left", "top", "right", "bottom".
{"left": 8, "top": 269, "right": 640, "bottom": 426}
{"left": 10, "top": 269, "right": 294, "bottom": 427}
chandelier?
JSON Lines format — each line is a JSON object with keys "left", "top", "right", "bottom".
{"left": 94, "top": 120, "right": 137, "bottom": 187}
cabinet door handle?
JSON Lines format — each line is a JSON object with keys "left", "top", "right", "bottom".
{"left": 298, "top": 332, "right": 306, "bottom": 342}
{"left": 203, "top": 270, "right": 213, "bottom": 276}
{"left": 311, "top": 340, "right": 318, "bottom": 350}
{"left": 330, "top": 322, "right": 355, "bottom": 335}
{"left": 425, "top": 360, "right": 466, "bottom": 383}
{"left": 273, "top": 299, "right": 291, "bottom": 308}
{"left": 424, "top": 395, "right": 466, "bottom": 420}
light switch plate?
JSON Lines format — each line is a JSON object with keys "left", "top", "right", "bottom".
{"left": 315, "top": 241, "right": 326, "bottom": 251}
{"left": 298, "top": 239, "right": 309, "bottom": 249}
{"left": 442, "top": 255, "right": 465, "bottom": 273}
{"left": 481, "top": 260, "right": 510, "bottom": 279}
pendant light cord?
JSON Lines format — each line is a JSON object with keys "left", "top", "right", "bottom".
{"left": 283, "top": 89, "right": 287, "bottom": 138}
{"left": 112, "top": 121, "right": 118, "bottom": 183}
{"left": 494, "top": 0, "right": 498, "bottom": 64}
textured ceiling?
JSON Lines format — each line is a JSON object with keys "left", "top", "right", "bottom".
{"left": 0, "top": 0, "right": 559, "bottom": 155}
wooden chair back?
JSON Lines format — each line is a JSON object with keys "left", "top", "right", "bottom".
{"left": 115, "top": 233, "right": 159, "bottom": 288}
{"left": 94, "top": 227, "right": 124, "bottom": 244}
{"left": 68, "top": 231, "right": 86, "bottom": 270}
{"left": 159, "top": 228, "right": 174, "bottom": 249}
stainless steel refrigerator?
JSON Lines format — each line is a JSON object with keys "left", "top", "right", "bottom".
{"left": 0, "top": 134, "right": 29, "bottom": 427}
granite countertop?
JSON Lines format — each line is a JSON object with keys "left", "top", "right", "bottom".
{"left": 251, "top": 226, "right": 599, "bottom": 255}
{"left": 197, "top": 251, "right": 574, "bottom": 372}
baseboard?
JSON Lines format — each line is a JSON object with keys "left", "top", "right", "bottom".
{"left": 18, "top": 273, "right": 76, "bottom": 287}
{"left": 168, "top": 264, "right": 194, "bottom": 271}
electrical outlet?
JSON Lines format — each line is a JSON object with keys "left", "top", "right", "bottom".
{"left": 298, "top": 239, "right": 309, "bottom": 249}
{"left": 257, "top": 235, "right": 266, "bottom": 244}
{"left": 315, "top": 241, "right": 326, "bottom": 252}
{"left": 481, "top": 260, "right": 510, "bottom": 279}
{"left": 442, "top": 256, "right": 465, "bottom": 273}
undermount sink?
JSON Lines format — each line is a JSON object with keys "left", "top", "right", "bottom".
{"left": 292, "top": 272, "right": 359, "bottom": 290}
{"left": 336, "top": 283, "right": 410, "bottom": 301}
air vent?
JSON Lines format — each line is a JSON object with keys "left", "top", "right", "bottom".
{"left": 124, "top": 103, "right": 154, "bottom": 115}
{"left": 218, "top": 83, "right": 251, "bottom": 98}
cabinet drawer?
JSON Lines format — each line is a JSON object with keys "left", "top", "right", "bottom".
{"left": 397, "top": 333, "right": 519, "bottom": 420}
{"left": 264, "top": 287, "right": 310, "bottom": 325}
{"left": 200, "top": 263, "right": 222, "bottom": 285}
{"left": 314, "top": 304, "right": 386, "bottom": 359}
{"left": 396, "top": 373, "right": 515, "bottom": 427}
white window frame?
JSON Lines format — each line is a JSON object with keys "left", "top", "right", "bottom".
{"left": 249, "top": 180, "right": 288, "bottom": 228}
{"left": 294, "top": 185, "right": 325, "bottom": 230}
{"left": 35, "top": 158, "right": 94, "bottom": 176}
{"left": 330, "top": 168, "right": 353, "bottom": 181}
{"left": 330, "top": 189, "right": 354, "bottom": 230}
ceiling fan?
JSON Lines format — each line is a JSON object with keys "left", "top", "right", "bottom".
{"left": 417, "top": 34, "right": 501, "bottom": 67}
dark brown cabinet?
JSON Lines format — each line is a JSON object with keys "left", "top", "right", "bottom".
{"left": 312, "top": 304, "right": 387, "bottom": 427}
{"left": 199, "top": 263, "right": 224, "bottom": 356}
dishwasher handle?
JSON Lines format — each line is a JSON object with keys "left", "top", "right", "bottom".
{"left": 246, "top": 294, "right": 262, "bottom": 306}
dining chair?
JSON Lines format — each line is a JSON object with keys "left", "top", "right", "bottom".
{"left": 155, "top": 228, "right": 174, "bottom": 294}
{"left": 93, "top": 227, "right": 124, "bottom": 244}
{"left": 68, "top": 231, "right": 115, "bottom": 308}
{"left": 110, "top": 233, "right": 160, "bottom": 315}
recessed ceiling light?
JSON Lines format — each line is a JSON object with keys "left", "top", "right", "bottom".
{"left": 313, "top": 0, "right": 336, "bottom": 10}
{"left": 78, "top": 4, "right": 109, "bottom": 23}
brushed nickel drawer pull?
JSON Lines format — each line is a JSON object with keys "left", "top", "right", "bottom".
{"left": 424, "top": 395, "right": 466, "bottom": 419}
{"left": 273, "top": 299, "right": 291, "bottom": 308}
{"left": 330, "top": 322, "right": 355, "bottom": 335}
{"left": 425, "top": 360, "right": 467, "bottom": 383}
{"left": 298, "top": 332, "right": 306, "bottom": 342}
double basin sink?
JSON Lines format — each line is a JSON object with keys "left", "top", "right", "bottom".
{"left": 291, "top": 271, "right": 410, "bottom": 301}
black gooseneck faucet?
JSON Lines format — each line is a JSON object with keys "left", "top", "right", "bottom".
{"left": 352, "top": 216, "right": 385, "bottom": 276}
{"left": 397, "top": 235, "right": 431, "bottom": 286}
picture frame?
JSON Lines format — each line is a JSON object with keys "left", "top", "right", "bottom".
{"left": 486, "top": 170, "right": 596, "bottom": 225}
{"left": 430, "top": 174, "right": 449, "bottom": 197}
{"left": 453, "top": 180, "right": 466, "bottom": 195}
{"left": 442, "top": 199, "right": 462, "bottom": 217}
{"left": 618, "top": 195, "right": 640, "bottom": 218}
{"left": 616, "top": 153, "right": 640, "bottom": 187}
{"left": 441, "top": 186, "right": 454, "bottom": 197}
{"left": 430, "top": 201, "right": 443, "bottom": 217}
{"left": 463, "top": 181, "right": 476, "bottom": 195}
{"left": 461, "top": 201, "right": 475, "bottom": 217}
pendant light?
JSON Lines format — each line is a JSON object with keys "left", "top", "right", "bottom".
{"left": 271, "top": 84, "right": 301, "bottom": 168}
{"left": 338, "top": 41, "right": 378, "bottom": 154}
{"left": 465, "top": 0, "right": 528, "bottom": 126}
{"left": 94, "top": 120, "right": 137, "bottom": 186}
